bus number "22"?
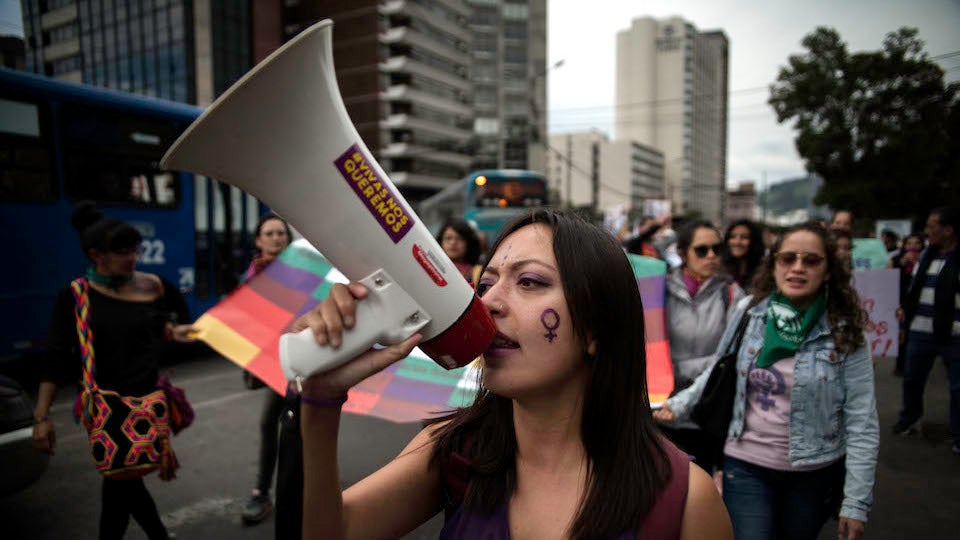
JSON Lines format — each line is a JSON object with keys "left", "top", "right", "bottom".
{"left": 139, "top": 239, "right": 166, "bottom": 265}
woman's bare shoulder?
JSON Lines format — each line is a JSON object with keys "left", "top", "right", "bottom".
{"left": 679, "top": 464, "right": 732, "bottom": 540}
{"left": 135, "top": 272, "right": 164, "bottom": 296}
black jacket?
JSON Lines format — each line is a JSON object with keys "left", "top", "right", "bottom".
{"left": 904, "top": 246, "right": 960, "bottom": 342}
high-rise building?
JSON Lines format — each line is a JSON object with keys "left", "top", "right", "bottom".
{"left": 282, "top": 0, "right": 474, "bottom": 203}
{"left": 467, "top": 0, "right": 546, "bottom": 173}
{"left": 615, "top": 16, "right": 728, "bottom": 222}
{"left": 18, "top": 0, "right": 279, "bottom": 106}
{"left": 547, "top": 131, "right": 664, "bottom": 211}
{"left": 605, "top": 139, "right": 665, "bottom": 208}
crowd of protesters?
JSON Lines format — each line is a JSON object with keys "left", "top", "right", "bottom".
{"left": 32, "top": 201, "right": 960, "bottom": 540}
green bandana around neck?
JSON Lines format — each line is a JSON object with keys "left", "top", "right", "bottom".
{"left": 756, "top": 291, "right": 827, "bottom": 369}
{"left": 85, "top": 266, "right": 133, "bottom": 290}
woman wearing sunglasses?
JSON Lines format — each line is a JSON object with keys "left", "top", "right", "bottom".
{"left": 661, "top": 220, "right": 745, "bottom": 476}
{"left": 655, "top": 222, "right": 878, "bottom": 540}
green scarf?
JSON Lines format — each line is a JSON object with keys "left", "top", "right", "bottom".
{"left": 756, "top": 291, "right": 827, "bottom": 368}
{"left": 85, "top": 266, "right": 133, "bottom": 290}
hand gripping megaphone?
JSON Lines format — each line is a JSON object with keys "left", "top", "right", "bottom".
{"left": 161, "top": 19, "right": 495, "bottom": 380}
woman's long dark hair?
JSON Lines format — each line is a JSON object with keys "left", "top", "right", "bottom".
{"left": 723, "top": 219, "right": 765, "bottom": 286}
{"left": 436, "top": 218, "right": 482, "bottom": 265}
{"left": 428, "top": 209, "right": 670, "bottom": 539}
{"left": 753, "top": 221, "right": 866, "bottom": 354}
{"left": 71, "top": 201, "right": 141, "bottom": 260}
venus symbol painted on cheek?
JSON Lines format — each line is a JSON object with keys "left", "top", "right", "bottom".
{"left": 541, "top": 308, "right": 560, "bottom": 342}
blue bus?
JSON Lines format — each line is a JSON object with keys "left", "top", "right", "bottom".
{"left": 0, "top": 68, "right": 262, "bottom": 362}
{"left": 463, "top": 169, "right": 547, "bottom": 240}
{"left": 418, "top": 169, "right": 548, "bottom": 243}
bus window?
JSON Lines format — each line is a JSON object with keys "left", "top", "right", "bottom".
{"left": 472, "top": 177, "right": 546, "bottom": 208}
{"left": 60, "top": 104, "right": 181, "bottom": 208}
{"left": 0, "top": 97, "right": 56, "bottom": 203}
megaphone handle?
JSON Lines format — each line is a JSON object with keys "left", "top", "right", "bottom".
{"left": 279, "top": 269, "right": 431, "bottom": 380}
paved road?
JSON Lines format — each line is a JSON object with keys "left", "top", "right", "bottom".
{"left": 2, "top": 354, "right": 956, "bottom": 539}
{"left": 816, "top": 357, "right": 959, "bottom": 540}
{"left": 1, "top": 356, "right": 442, "bottom": 539}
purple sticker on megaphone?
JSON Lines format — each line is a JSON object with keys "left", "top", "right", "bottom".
{"left": 334, "top": 144, "right": 414, "bottom": 243}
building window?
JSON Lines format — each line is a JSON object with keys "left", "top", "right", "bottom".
{"left": 47, "top": 0, "right": 74, "bottom": 10}
{"left": 474, "top": 117, "right": 499, "bottom": 135}
{"left": 503, "top": 22, "right": 527, "bottom": 40}
{"left": 502, "top": 3, "right": 529, "bottom": 20}
{"left": 504, "top": 44, "right": 527, "bottom": 64}
{"left": 52, "top": 55, "right": 82, "bottom": 75}
{"left": 48, "top": 23, "right": 79, "bottom": 44}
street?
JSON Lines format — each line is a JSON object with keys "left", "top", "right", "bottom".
{"left": 2, "top": 353, "right": 957, "bottom": 539}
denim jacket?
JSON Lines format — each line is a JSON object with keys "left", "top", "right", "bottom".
{"left": 665, "top": 296, "right": 880, "bottom": 523}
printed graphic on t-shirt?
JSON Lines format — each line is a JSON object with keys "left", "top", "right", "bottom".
{"left": 749, "top": 364, "right": 786, "bottom": 411}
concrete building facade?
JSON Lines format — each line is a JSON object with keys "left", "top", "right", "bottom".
{"left": 283, "top": 0, "right": 474, "bottom": 202}
{"left": 18, "top": 0, "right": 279, "bottom": 106}
{"left": 547, "top": 131, "right": 664, "bottom": 211}
{"left": 615, "top": 16, "right": 728, "bottom": 222}
{"left": 467, "top": 0, "right": 547, "bottom": 173}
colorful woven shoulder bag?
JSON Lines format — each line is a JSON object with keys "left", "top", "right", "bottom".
{"left": 71, "top": 278, "right": 179, "bottom": 480}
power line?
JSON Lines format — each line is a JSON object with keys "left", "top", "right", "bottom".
{"left": 931, "top": 50, "right": 960, "bottom": 60}
{"left": 540, "top": 140, "right": 634, "bottom": 200}
{"left": 549, "top": 86, "right": 768, "bottom": 114}
{"left": 552, "top": 50, "right": 960, "bottom": 116}
{"left": 551, "top": 110, "right": 776, "bottom": 131}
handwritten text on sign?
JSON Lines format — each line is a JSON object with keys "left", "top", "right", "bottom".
{"left": 852, "top": 269, "right": 900, "bottom": 358}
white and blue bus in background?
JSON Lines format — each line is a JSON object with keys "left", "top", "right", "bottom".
{"left": 0, "top": 68, "right": 264, "bottom": 370}
{"left": 418, "top": 169, "right": 548, "bottom": 242}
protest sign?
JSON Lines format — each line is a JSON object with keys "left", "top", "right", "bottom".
{"left": 852, "top": 269, "right": 900, "bottom": 358}
{"left": 852, "top": 238, "right": 890, "bottom": 270}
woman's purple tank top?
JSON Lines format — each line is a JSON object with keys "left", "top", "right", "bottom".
{"left": 437, "top": 438, "right": 690, "bottom": 540}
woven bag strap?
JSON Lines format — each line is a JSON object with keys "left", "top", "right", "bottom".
{"left": 70, "top": 278, "right": 99, "bottom": 423}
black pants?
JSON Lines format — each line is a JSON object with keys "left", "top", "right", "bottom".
{"left": 256, "top": 390, "right": 286, "bottom": 494}
{"left": 275, "top": 392, "right": 304, "bottom": 540}
{"left": 660, "top": 425, "right": 722, "bottom": 474}
{"left": 100, "top": 477, "right": 167, "bottom": 540}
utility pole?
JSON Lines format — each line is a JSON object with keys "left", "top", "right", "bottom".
{"left": 566, "top": 134, "right": 572, "bottom": 207}
{"left": 591, "top": 141, "right": 599, "bottom": 213}
{"left": 761, "top": 170, "right": 767, "bottom": 224}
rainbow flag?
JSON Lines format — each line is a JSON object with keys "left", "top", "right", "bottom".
{"left": 194, "top": 242, "right": 673, "bottom": 422}
{"left": 626, "top": 254, "right": 674, "bottom": 406}
{"left": 192, "top": 240, "right": 341, "bottom": 395}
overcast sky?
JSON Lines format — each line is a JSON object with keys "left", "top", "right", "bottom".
{"left": 548, "top": 0, "right": 960, "bottom": 188}
{"left": 3, "top": 1, "right": 958, "bottom": 188}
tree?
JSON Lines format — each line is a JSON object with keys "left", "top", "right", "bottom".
{"left": 770, "top": 27, "right": 960, "bottom": 222}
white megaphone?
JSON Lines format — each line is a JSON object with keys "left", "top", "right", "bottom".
{"left": 161, "top": 19, "right": 495, "bottom": 380}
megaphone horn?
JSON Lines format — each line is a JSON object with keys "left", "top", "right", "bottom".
{"left": 161, "top": 19, "right": 495, "bottom": 380}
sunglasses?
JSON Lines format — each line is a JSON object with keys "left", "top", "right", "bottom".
{"left": 692, "top": 243, "right": 724, "bottom": 258}
{"left": 774, "top": 251, "right": 825, "bottom": 268}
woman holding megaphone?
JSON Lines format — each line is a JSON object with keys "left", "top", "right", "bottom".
{"left": 292, "top": 209, "right": 732, "bottom": 540}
